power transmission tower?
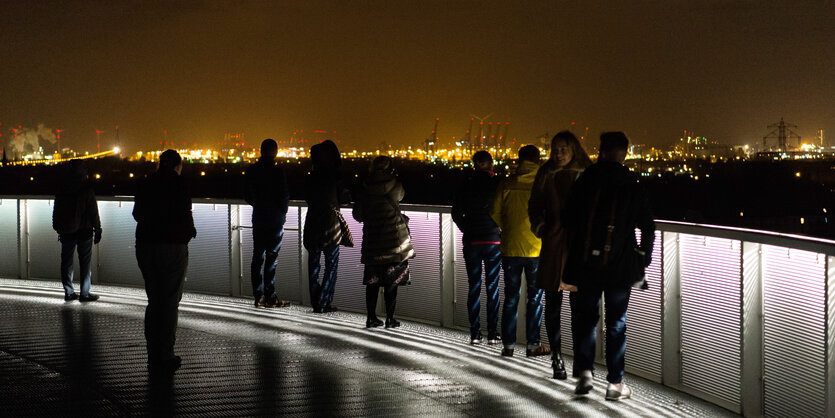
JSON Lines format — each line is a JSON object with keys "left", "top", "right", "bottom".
{"left": 762, "top": 118, "right": 800, "bottom": 151}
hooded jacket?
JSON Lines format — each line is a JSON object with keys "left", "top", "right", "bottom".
{"left": 563, "top": 161, "right": 655, "bottom": 287}
{"left": 352, "top": 171, "right": 415, "bottom": 265}
{"left": 244, "top": 158, "right": 290, "bottom": 229}
{"left": 303, "top": 169, "right": 351, "bottom": 252}
{"left": 452, "top": 169, "right": 501, "bottom": 244}
{"left": 133, "top": 169, "right": 197, "bottom": 245}
{"left": 528, "top": 158, "right": 588, "bottom": 290}
{"left": 489, "top": 160, "right": 541, "bottom": 258}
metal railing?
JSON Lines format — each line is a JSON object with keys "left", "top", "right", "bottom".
{"left": 1, "top": 195, "right": 833, "bottom": 417}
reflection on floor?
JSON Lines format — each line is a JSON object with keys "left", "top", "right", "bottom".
{"left": 0, "top": 279, "right": 734, "bottom": 417}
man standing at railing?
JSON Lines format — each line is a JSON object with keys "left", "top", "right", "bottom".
{"left": 245, "top": 138, "right": 291, "bottom": 308}
{"left": 563, "top": 132, "right": 655, "bottom": 401}
{"left": 133, "top": 149, "right": 197, "bottom": 376}
{"left": 453, "top": 150, "right": 502, "bottom": 346}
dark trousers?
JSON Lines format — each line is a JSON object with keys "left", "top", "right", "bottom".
{"left": 570, "top": 279, "right": 632, "bottom": 383}
{"left": 251, "top": 227, "right": 283, "bottom": 300}
{"left": 462, "top": 243, "right": 502, "bottom": 338}
{"left": 59, "top": 234, "right": 93, "bottom": 297}
{"left": 501, "top": 257, "right": 543, "bottom": 349}
{"left": 543, "top": 289, "right": 564, "bottom": 353}
{"left": 365, "top": 284, "right": 398, "bottom": 320}
{"left": 137, "top": 243, "right": 188, "bottom": 364}
{"left": 308, "top": 245, "right": 340, "bottom": 309}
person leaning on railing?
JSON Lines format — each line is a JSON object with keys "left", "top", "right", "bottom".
{"left": 352, "top": 156, "right": 415, "bottom": 329}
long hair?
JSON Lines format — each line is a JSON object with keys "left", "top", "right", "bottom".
{"left": 551, "top": 130, "right": 592, "bottom": 168}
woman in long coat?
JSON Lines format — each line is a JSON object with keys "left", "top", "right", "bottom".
{"left": 528, "top": 131, "right": 592, "bottom": 379}
{"left": 303, "top": 140, "right": 352, "bottom": 313}
{"left": 352, "top": 156, "right": 415, "bottom": 328}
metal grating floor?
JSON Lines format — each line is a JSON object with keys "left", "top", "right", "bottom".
{"left": 0, "top": 278, "right": 735, "bottom": 417}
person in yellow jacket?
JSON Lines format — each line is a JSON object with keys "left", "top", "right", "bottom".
{"left": 490, "top": 145, "right": 550, "bottom": 358}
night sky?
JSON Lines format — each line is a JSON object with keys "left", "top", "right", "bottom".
{"left": 2, "top": 0, "right": 833, "bottom": 153}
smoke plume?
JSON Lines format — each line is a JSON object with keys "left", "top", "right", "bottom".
{"left": 2, "top": 124, "right": 57, "bottom": 157}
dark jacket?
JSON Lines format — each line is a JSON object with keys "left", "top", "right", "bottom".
{"left": 303, "top": 169, "right": 351, "bottom": 252}
{"left": 563, "top": 161, "right": 655, "bottom": 287}
{"left": 244, "top": 158, "right": 290, "bottom": 229}
{"left": 53, "top": 179, "right": 101, "bottom": 240}
{"left": 352, "top": 171, "right": 415, "bottom": 265}
{"left": 528, "top": 158, "right": 587, "bottom": 291}
{"left": 133, "top": 169, "right": 197, "bottom": 245}
{"left": 452, "top": 169, "right": 501, "bottom": 244}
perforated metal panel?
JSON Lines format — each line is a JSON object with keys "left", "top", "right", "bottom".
{"left": 761, "top": 245, "right": 826, "bottom": 417}
{"left": 624, "top": 231, "right": 663, "bottom": 380}
{"left": 97, "top": 200, "right": 143, "bottom": 287}
{"left": 395, "top": 210, "right": 441, "bottom": 324}
{"left": 330, "top": 208, "right": 365, "bottom": 313}
{"left": 240, "top": 205, "right": 302, "bottom": 302}
{"left": 0, "top": 199, "right": 19, "bottom": 277}
{"left": 26, "top": 199, "right": 62, "bottom": 280}
{"left": 453, "top": 228, "right": 506, "bottom": 336}
{"left": 537, "top": 286, "right": 573, "bottom": 354}
{"left": 679, "top": 234, "right": 742, "bottom": 407}
{"left": 186, "top": 203, "right": 231, "bottom": 295}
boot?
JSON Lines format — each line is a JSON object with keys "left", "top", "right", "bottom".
{"left": 552, "top": 352, "right": 567, "bottom": 380}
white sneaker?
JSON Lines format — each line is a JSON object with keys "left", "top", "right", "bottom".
{"left": 605, "top": 382, "right": 632, "bottom": 401}
{"left": 574, "top": 371, "right": 594, "bottom": 395}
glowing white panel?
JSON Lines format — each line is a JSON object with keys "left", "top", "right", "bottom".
{"left": 396, "top": 210, "right": 441, "bottom": 323}
{"left": 27, "top": 199, "right": 63, "bottom": 280}
{"left": 330, "top": 208, "right": 366, "bottom": 313}
{"left": 679, "top": 234, "right": 741, "bottom": 407}
{"left": 762, "top": 245, "right": 826, "bottom": 417}
{"left": 624, "top": 230, "right": 663, "bottom": 380}
{"left": 97, "top": 200, "right": 143, "bottom": 287}
{"left": 0, "top": 200, "right": 19, "bottom": 277}
{"left": 186, "top": 203, "right": 231, "bottom": 295}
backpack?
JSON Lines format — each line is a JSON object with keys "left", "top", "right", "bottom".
{"left": 53, "top": 191, "right": 85, "bottom": 234}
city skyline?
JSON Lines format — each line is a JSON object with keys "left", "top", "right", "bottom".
{"left": 2, "top": 1, "right": 833, "bottom": 152}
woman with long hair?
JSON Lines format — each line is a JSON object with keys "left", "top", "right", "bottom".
{"left": 528, "top": 130, "right": 592, "bottom": 379}
{"left": 352, "top": 156, "right": 415, "bottom": 328}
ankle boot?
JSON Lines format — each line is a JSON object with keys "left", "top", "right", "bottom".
{"left": 552, "top": 352, "right": 567, "bottom": 380}
{"left": 366, "top": 317, "right": 383, "bottom": 328}
{"left": 385, "top": 317, "right": 400, "bottom": 328}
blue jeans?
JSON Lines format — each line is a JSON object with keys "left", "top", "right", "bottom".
{"left": 570, "top": 277, "right": 632, "bottom": 383}
{"left": 463, "top": 243, "right": 502, "bottom": 338}
{"left": 308, "top": 245, "right": 340, "bottom": 309}
{"left": 59, "top": 234, "right": 93, "bottom": 297}
{"left": 501, "top": 257, "right": 543, "bottom": 349}
{"left": 251, "top": 227, "right": 284, "bottom": 300}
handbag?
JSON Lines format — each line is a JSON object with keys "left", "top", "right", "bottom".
{"left": 334, "top": 208, "right": 354, "bottom": 247}
{"left": 629, "top": 247, "right": 649, "bottom": 290}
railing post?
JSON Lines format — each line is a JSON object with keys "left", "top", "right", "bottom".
{"left": 440, "top": 213, "right": 455, "bottom": 328}
{"left": 662, "top": 231, "right": 681, "bottom": 387}
{"left": 229, "top": 204, "right": 242, "bottom": 297}
{"left": 741, "top": 242, "right": 764, "bottom": 417}
{"left": 826, "top": 256, "right": 835, "bottom": 418}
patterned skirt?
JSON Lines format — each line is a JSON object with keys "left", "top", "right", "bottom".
{"left": 363, "top": 261, "right": 410, "bottom": 286}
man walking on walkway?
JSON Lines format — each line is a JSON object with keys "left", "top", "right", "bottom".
{"left": 245, "top": 139, "right": 291, "bottom": 308}
{"left": 563, "top": 132, "right": 655, "bottom": 400}
{"left": 134, "top": 149, "right": 196, "bottom": 374}
{"left": 490, "top": 145, "right": 549, "bottom": 358}
{"left": 452, "top": 151, "right": 502, "bottom": 345}
{"left": 53, "top": 159, "right": 102, "bottom": 302}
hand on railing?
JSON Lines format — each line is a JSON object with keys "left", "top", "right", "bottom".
{"left": 558, "top": 280, "right": 578, "bottom": 293}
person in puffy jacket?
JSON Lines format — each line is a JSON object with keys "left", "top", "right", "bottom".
{"left": 52, "top": 159, "right": 102, "bottom": 302}
{"left": 528, "top": 130, "right": 592, "bottom": 380}
{"left": 352, "top": 156, "right": 414, "bottom": 329}
{"left": 490, "top": 145, "right": 549, "bottom": 359}
{"left": 452, "top": 151, "right": 502, "bottom": 345}
{"left": 244, "top": 139, "right": 291, "bottom": 308}
{"left": 304, "top": 140, "right": 351, "bottom": 313}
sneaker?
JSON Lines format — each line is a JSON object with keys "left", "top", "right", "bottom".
{"left": 266, "top": 297, "right": 291, "bottom": 308}
{"left": 487, "top": 332, "right": 501, "bottom": 345}
{"left": 552, "top": 353, "right": 567, "bottom": 380}
{"left": 79, "top": 294, "right": 99, "bottom": 302}
{"left": 322, "top": 306, "right": 339, "bottom": 313}
{"left": 470, "top": 334, "right": 484, "bottom": 345}
{"left": 575, "top": 371, "right": 594, "bottom": 395}
{"left": 605, "top": 382, "right": 632, "bottom": 401}
{"left": 501, "top": 347, "right": 514, "bottom": 357}
{"left": 64, "top": 293, "right": 78, "bottom": 302}
{"left": 312, "top": 307, "right": 323, "bottom": 313}
{"left": 526, "top": 345, "right": 551, "bottom": 357}
{"left": 148, "top": 355, "right": 182, "bottom": 374}
{"left": 366, "top": 318, "right": 384, "bottom": 328}
{"left": 385, "top": 318, "right": 401, "bottom": 329}
{"left": 254, "top": 297, "right": 266, "bottom": 308}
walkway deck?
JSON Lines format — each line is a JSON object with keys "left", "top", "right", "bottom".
{"left": 0, "top": 279, "right": 735, "bottom": 417}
